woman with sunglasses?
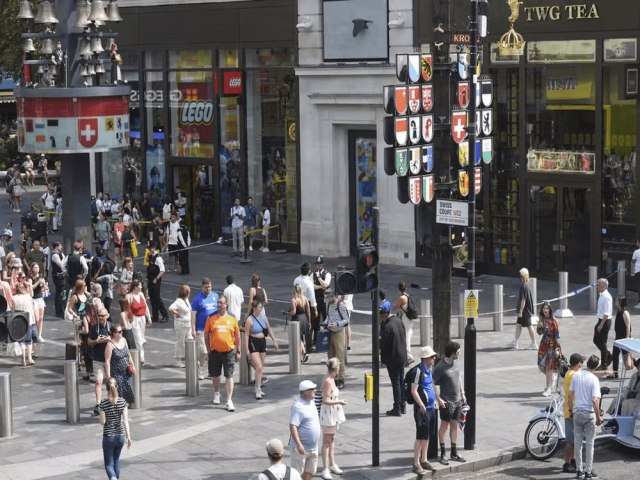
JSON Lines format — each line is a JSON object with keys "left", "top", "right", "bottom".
{"left": 105, "top": 324, "right": 135, "bottom": 406}
{"left": 125, "top": 279, "right": 151, "bottom": 365}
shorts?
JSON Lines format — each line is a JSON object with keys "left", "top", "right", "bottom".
{"left": 414, "top": 407, "right": 436, "bottom": 440}
{"left": 565, "top": 417, "right": 574, "bottom": 443}
{"left": 291, "top": 447, "right": 318, "bottom": 476}
{"left": 439, "top": 401, "right": 462, "bottom": 422}
{"left": 208, "top": 349, "right": 236, "bottom": 378}
{"left": 322, "top": 425, "right": 338, "bottom": 434}
{"left": 168, "top": 244, "right": 180, "bottom": 257}
{"left": 195, "top": 332, "right": 208, "bottom": 359}
{"left": 248, "top": 336, "right": 267, "bottom": 354}
{"left": 33, "top": 297, "right": 45, "bottom": 309}
{"left": 517, "top": 315, "right": 532, "bottom": 328}
{"left": 93, "top": 361, "right": 106, "bottom": 382}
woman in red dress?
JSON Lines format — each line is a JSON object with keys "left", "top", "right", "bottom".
{"left": 537, "top": 302, "right": 562, "bottom": 397}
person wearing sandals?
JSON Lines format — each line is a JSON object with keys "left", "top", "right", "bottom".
{"left": 13, "top": 282, "right": 36, "bottom": 366}
{"left": 537, "top": 302, "right": 563, "bottom": 397}
{"left": 319, "top": 357, "right": 347, "bottom": 480}
{"left": 244, "top": 299, "right": 279, "bottom": 399}
{"left": 168, "top": 284, "right": 193, "bottom": 368}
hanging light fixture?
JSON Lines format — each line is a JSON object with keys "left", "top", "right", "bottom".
{"left": 34, "top": 1, "right": 59, "bottom": 24}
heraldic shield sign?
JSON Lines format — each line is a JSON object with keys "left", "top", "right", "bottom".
{"left": 409, "top": 146, "right": 421, "bottom": 175}
{"left": 422, "top": 174, "right": 434, "bottom": 203}
{"left": 421, "top": 53, "right": 433, "bottom": 82}
{"left": 408, "top": 85, "right": 421, "bottom": 114}
{"left": 409, "top": 116, "right": 421, "bottom": 145}
{"left": 408, "top": 54, "right": 421, "bottom": 83}
{"left": 457, "top": 82, "right": 470, "bottom": 109}
{"left": 409, "top": 176, "right": 422, "bottom": 205}
{"left": 78, "top": 118, "right": 99, "bottom": 148}
{"left": 451, "top": 110, "right": 468, "bottom": 144}
{"left": 474, "top": 167, "right": 482, "bottom": 195}
{"left": 482, "top": 137, "right": 494, "bottom": 164}
{"left": 422, "top": 145, "right": 434, "bottom": 173}
{"left": 458, "top": 170, "right": 469, "bottom": 197}
{"left": 458, "top": 140, "right": 469, "bottom": 167}
{"left": 395, "top": 117, "right": 408, "bottom": 146}
{"left": 481, "top": 79, "right": 493, "bottom": 107}
{"left": 395, "top": 148, "right": 408, "bottom": 176}
{"left": 395, "top": 86, "right": 408, "bottom": 115}
{"left": 396, "top": 54, "right": 408, "bottom": 82}
{"left": 457, "top": 53, "right": 469, "bottom": 80}
{"left": 421, "top": 84, "right": 433, "bottom": 112}
{"left": 422, "top": 114, "right": 434, "bottom": 143}
{"left": 481, "top": 109, "right": 493, "bottom": 136}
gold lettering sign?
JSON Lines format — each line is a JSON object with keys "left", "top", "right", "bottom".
{"left": 524, "top": 3, "right": 600, "bottom": 22}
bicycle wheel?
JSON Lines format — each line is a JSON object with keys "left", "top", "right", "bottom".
{"left": 524, "top": 417, "right": 563, "bottom": 460}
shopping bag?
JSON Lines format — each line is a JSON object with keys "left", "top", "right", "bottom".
{"left": 142, "top": 248, "right": 150, "bottom": 266}
{"left": 131, "top": 240, "right": 138, "bottom": 258}
{"left": 315, "top": 330, "right": 330, "bottom": 353}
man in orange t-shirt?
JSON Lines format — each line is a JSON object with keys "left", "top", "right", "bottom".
{"left": 204, "top": 295, "right": 241, "bottom": 412}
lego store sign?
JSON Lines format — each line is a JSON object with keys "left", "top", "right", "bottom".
{"left": 223, "top": 71, "right": 243, "bottom": 95}
{"left": 523, "top": 3, "right": 599, "bottom": 22}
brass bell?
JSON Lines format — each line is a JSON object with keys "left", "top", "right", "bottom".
{"left": 90, "top": 36, "right": 104, "bottom": 53}
{"left": 78, "top": 37, "right": 92, "bottom": 57}
{"left": 16, "top": 0, "right": 35, "bottom": 20}
{"left": 88, "top": 0, "right": 109, "bottom": 23}
{"left": 74, "top": 0, "right": 91, "bottom": 29}
{"left": 34, "top": 1, "right": 59, "bottom": 24}
{"left": 41, "top": 38, "right": 54, "bottom": 55}
{"left": 23, "top": 38, "right": 36, "bottom": 53}
{"left": 106, "top": 0, "right": 122, "bottom": 22}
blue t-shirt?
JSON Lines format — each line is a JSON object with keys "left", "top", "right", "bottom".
{"left": 414, "top": 362, "right": 435, "bottom": 409}
{"left": 244, "top": 204, "right": 258, "bottom": 227}
{"left": 289, "top": 396, "right": 321, "bottom": 451}
{"left": 191, "top": 291, "right": 218, "bottom": 331}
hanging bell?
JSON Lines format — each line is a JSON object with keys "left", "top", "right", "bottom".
{"left": 106, "top": 37, "right": 115, "bottom": 50}
{"left": 88, "top": 0, "right": 109, "bottom": 23}
{"left": 37, "top": 65, "right": 44, "bottom": 74}
{"left": 74, "top": 0, "right": 91, "bottom": 29}
{"left": 16, "top": 0, "right": 35, "bottom": 20}
{"left": 106, "top": 0, "right": 122, "bottom": 22}
{"left": 90, "top": 36, "right": 104, "bottom": 53}
{"left": 87, "top": 64, "right": 96, "bottom": 76}
{"left": 23, "top": 38, "right": 36, "bottom": 53}
{"left": 81, "top": 64, "right": 90, "bottom": 77}
{"left": 95, "top": 63, "right": 105, "bottom": 74}
{"left": 34, "top": 1, "right": 59, "bottom": 24}
{"left": 78, "top": 37, "right": 92, "bottom": 56}
{"left": 41, "top": 38, "right": 54, "bottom": 55}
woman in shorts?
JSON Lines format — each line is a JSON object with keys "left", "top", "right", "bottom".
{"left": 319, "top": 357, "right": 347, "bottom": 480}
{"left": 244, "top": 299, "right": 278, "bottom": 400}
{"left": 27, "top": 263, "right": 47, "bottom": 343}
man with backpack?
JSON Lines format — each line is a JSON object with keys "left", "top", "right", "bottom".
{"left": 257, "top": 438, "right": 302, "bottom": 480}
{"left": 146, "top": 242, "right": 168, "bottom": 323}
{"left": 379, "top": 299, "right": 407, "bottom": 416}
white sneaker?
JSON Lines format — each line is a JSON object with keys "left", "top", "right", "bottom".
{"left": 174, "top": 362, "right": 185, "bottom": 368}
{"left": 255, "top": 389, "right": 262, "bottom": 400}
{"left": 213, "top": 392, "right": 221, "bottom": 404}
{"left": 249, "top": 245, "right": 253, "bottom": 251}
{"left": 321, "top": 469, "right": 333, "bottom": 480}
{"left": 226, "top": 400, "right": 235, "bottom": 412}
{"left": 37, "top": 336, "right": 45, "bottom": 343}
{"left": 525, "top": 342, "right": 538, "bottom": 350}
{"left": 262, "top": 248, "right": 269, "bottom": 252}
{"left": 329, "top": 465, "right": 343, "bottom": 475}
{"left": 508, "top": 340, "right": 519, "bottom": 349}
{"left": 542, "top": 388, "right": 551, "bottom": 397}
{"left": 198, "top": 372, "right": 205, "bottom": 380}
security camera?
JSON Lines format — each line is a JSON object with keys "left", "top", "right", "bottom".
{"left": 296, "top": 16, "right": 312, "bottom": 31}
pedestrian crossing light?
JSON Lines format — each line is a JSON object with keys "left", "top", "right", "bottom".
{"left": 335, "top": 267, "right": 358, "bottom": 295}
{"left": 357, "top": 245, "right": 378, "bottom": 293}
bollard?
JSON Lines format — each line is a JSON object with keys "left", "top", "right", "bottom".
{"left": 289, "top": 320, "right": 301, "bottom": 374}
{"left": 556, "top": 271, "right": 573, "bottom": 318}
{"left": 458, "top": 293, "right": 465, "bottom": 339}
{"left": 419, "top": 299, "right": 431, "bottom": 346}
{"left": 64, "top": 360, "right": 80, "bottom": 424}
{"left": 617, "top": 260, "right": 626, "bottom": 298}
{"left": 239, "top": 331, "right": 253, "bottom": 385}
{"left": 0, "top": 372, "right": 12, "bottom": 437}
{"left": 493, "top": 284, "right": 503, "bottom": 332}
{"left": 130, "top": 349, "right": 142, "bottom": 409}
{"left": 589, "top": 266, "right": 598, "bottom": 312}
{"left": 185, "top": 338, "right": 199, "bottom": 397}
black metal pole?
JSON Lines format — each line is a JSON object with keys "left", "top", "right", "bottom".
{"left": 464, "top": 0, "right": 478, "bottom": 451}
{"left": 371, "top": 207, "right": 380, "bottom": 466}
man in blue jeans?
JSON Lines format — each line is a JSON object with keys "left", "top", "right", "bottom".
{"left": 379, "top": 299, "right": 407, "bottom": 416}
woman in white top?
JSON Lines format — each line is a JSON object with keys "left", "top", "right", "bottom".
{"left": 13, "top": 282, "right": 36, "bottom": 366}
{"left": 168, "top": 284, "right": 193, "bottom": 368}
{"left": 319, "top": 357, "right": 347, "bottom": 480}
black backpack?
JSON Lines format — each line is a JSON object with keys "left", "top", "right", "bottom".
{"left": 403, "top": 294, "right": 418, "bottom": 320}
{"left": 404, "top": 364, "right": 423, "bottom": 405}
{"left": 262, "top": 467, "right": 290, "bottom": 480}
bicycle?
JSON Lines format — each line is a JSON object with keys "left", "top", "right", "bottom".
{"left": 524, "top": 382, "right": 566, "bottom": 460}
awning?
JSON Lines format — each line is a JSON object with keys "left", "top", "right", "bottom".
{"left": 0, "top": 91, "right": 15, "bottom": 104}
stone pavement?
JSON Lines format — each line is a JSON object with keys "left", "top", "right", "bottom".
{"left": 0, "top": 187, "right": 633, "bottom": 479}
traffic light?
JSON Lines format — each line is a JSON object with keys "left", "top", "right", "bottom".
{"left": 357, "top": 245, "right": 379, "bottom": 292}
{"left": 335, "top": 267, "right": 357, "bottom": 295}
{"left": 0, "top": 294, "right": 30, "bottom": 343}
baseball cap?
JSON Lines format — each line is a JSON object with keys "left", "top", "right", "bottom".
{"left": 519, "top": 267, "right": 529, "bottom": 277}
{"left": 420, "top": 346, "right": 437, "bottom": 358}
{"left": 569, "top": 353, "right": 585, "bottom": 366}
{"left": 265, "top": 438, "right": 284, "bottom": 457}
{"left": 379, "top": 300, "right": 392, "bottom": 314}
{"left": 298, "top": 380, "right": 317, "bottom": 392}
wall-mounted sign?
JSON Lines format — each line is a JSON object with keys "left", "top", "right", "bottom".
{"left": 523, "top": 3, "right": 600, "bottom": 22}
{"left": 436, "top": 199, "right": 469, "bottom": 226}
{"left": 526, "top": 149, "right": 595, "bottom": 174}
{"left": 222, "top": 71, "right": 243, "bottom": 95}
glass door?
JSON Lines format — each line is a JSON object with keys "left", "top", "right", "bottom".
{"left": 529, "top": 184, "right": 592, "bottom": 280}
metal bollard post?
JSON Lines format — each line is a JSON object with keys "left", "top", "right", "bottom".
{"left": 64, "top": 360, "right": 80, "bottom": 424}
{"left": 239, "top": 331, "right": 253, "bottom": 385}
{"left": 458, "top": 293, "right": 465, "bottom": 339}
{"left": 185, "top": 338, "right": 198, "bottom": 397}
{"left": 289, "top": 320, "right": 301, "bottom": 374}
{"left": 556, "top": 271, "right": 573, "bottom": 318}
{"left": 493, "top": 284, "right": 503, "bottom": 332}
{"left": 130, "top": 350, "right": 142, "bottom": 409}
{"left": 589, "top": 266, "right": 598, "bottom": 312}
{"left": 420, "top": 299, "right": 431, "bottom": 346}
{"left": 0, "top": 372, "right": 13, "bottom": 437}
{"left": 617, "top": 260, "right": 626, "bottom": 298}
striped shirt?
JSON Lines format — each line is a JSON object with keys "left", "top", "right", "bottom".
{"left": 99, "top": 398, "right": 127, "bottom": 436}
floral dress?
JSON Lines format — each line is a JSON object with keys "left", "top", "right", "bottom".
{"left": 110, "top": 341, "right": 135, "bottom": 405}
{"left": 537, "top": 317, "right": 562, "bottom": 371}
{"left": 319, "top": 382, "right": 346, "bottom": 428}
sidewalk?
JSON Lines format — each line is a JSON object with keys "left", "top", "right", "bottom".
{"left": 0, "top": 187, "right": 627, "bottom": 479}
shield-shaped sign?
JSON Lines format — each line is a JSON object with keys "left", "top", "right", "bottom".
{"left": 421, "top": 114, "right": 434, "bottom": 143}
{"left": 395, "top": 117, "right": 408, "bottom": 146}
{"left": 421, "top": 53, "right": 433, "bottom": 82}
{"left": 422, "top": 145, "right": 434, "bottom": 173}
{"left": 422, "top": 174, "right": 434, "bottom": 203}
{"left": 481, "top": 79, "right": 493, "bottom": 107}
{"left": 457, "top": 82, "right": 470, "bottom": 109}
{"left": 421, "top": 84, "right": 433, "bottom": 112}
{"left": 408, "top": 85, "right": 421, "bottom": 114}
{"left": 481, "top": 109, "right": 493, "bottom": 136}
{"left": 408, "top": 54, "right": 421, "bottom": 83}
{"left": 409, "top": 176, "right": 422, "bottom": 205}
{"left": 395, "top": 86, "right": 408, "bottom": 115}
{"left": 409, "top": 116, "right": 421, "bottom": 145}
{"left": 383, "top": 85, "right": 395, "bottom": 114}
{"left": 395, "top": 148, "right": 408, "bottom": 176}
{"left": 474, "top": 139, "right": 482, "bottom": 165}
{"left": 396, "top": 54, "right": 408, "bottom": 82}
{"left": 78, "top": 118, "right": 99, "bottom": 148}
{"left": 458, "top": 170, "right": 469, "bottom": 197}
{"left": 475, "top": 110, "right": 482, "bottom": 136}
{"left": 458, "top": 140, "right": 469, "bottom": 167}
{"left": 475, "top": 81, "right": 481, "bottom": 108}
{"left": 451, "top": 110, "right": 468, "bottom": 144}
{"left": 457, "top": 53, "right": 469, "bottom": 80}
{"left": 474, "top": 167, "right": 482, "bottom": 195}
{"left": 482, "top": 137, "right": 494, "bottom": 164}
{"left": 409, "top": 147, "right": 422, "bottom": 175}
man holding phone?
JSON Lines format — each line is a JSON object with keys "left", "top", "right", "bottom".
{"left": 87, "top": 306, "right": 112, "bottom": 415}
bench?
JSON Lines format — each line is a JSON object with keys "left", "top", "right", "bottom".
{"left": 1, "top": 170, "right": 60, "bottom": 187}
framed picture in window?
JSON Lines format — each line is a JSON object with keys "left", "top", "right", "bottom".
{"left": 626, "top": 67, "right": 638, "bottom": 97}
{"left": 604, "top": 39, "right": 637, "bottom": 62}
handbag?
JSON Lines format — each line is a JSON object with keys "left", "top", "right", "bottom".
{"left": 130, "top": 240, "right": 138, "bottom": 258}
{"left": 127, "top": 353, "right": 136, "bottom": 376}
{"left": 315, "top": 330, "right": 330, "bottom": 353}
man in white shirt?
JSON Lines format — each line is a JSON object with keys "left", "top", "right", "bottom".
{"left": 631, "top": 239, "right": 640, "bottom": 308}
{"left": 230, "top": 198, "right": 246, "bottom": 257}
{"left": 223, "top": 274, "right": 244, "bottom": 319}
{"left": 569, "top": 355, "right": 603, "bottom": 479}
{"left": 594, "top": 278, "right": 613, "bottom": 369}
{"left": 40, "top": 186, "right": 56, "bottom": 232}
{"left": 294, "top": 263, "right": 317, "bottom": 353}
{"left": 165, "top": 212, "right": 181, "bottom": 272}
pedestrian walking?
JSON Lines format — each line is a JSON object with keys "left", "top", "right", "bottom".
{"left": 287, "top": 284, "right": 311, "bottom": 363}
{"left": 294, "top": 263, "right": 317, "bottom": 354}
{"left": 98, "top": 377, "right": 132, "bottom": 480}
{"left": 289, "top": 380, "right": 321, "bottom": 480}
{"left": 146, "top": 242, "right": 168, "bottom": 323}
{"left": 117, "top": 257, "right": 134, "bottom": 299}
{"left": 177, "top": 218, "right": 191, "bottom": 275}
{"left": 259, "top": 204, "right": 271, "bottom": 252}
{"left": 168, "top": 284, "right": 193, "bottom": 368}
{"left": 118, "top": 298, "right": 135, "bottom": 349}
{"left": 258, "top": 438, "right": 302, "bottom": 480}
{"left": 27, "top": 263, "right": 46, "bottom": 343}
{"left": 125, "top": 280, "right": 151, "bottom": 365}
{"left": 230, "top": 197, "right": 246, "bottom": 256}
{"left": 323, "top": 290, "right": 349, "bottom": 389}
{"left": 50, "top": 241, "right": 67, "bottom": 318}
{"left": 87, "top": 306, "right": 112, "bottom": 415}
{"left": 594, "top": 278, "right": 613, "bottom": 368}
{"left": 562, "top": 353, "right": 584, "bottom": 474}
{"left": 244, "top": 299, "right": 279, "bottom": 399}
{"left": 312, "top": 257, "right": 331, "bottom": 349}
{"left": 537, "top": 302, "right": 563, "bottom": 396}
{"left": 508, "top": 267, "right": 537, "bottom": 350}
{"left": 319, "top": 358, "right": 347, "bottom": 480}
{"left": 612, "top": 296, "right": 631, "bottom": 375}
{"left": 380, "top": 299, "right": 407, "bottom": 416}
{"left": 191, "top": 277, "right": 218, "bottom": 380}
{"left": 165, "top": 212, "right": 181, "bottom": 272}
{"left": 104, "top": 324, "right": 135, "bottom": 406}
{"left": 13, "top": 282, "right": 36, "bottom": 366}
{"left": 338, "top": 293, "right": 353, "bottom": 351}
{"left": 223, "top": 274, "right": 244, "bottom": 320}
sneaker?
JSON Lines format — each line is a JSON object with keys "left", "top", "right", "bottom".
{"left": 386, "top": 409, "right": 401, "bottom": 417}
{"left": 563, "top": 463, "right": 577, "bottom": 474}
{"left": 525, "top": 342, "right": 538, "bottom": 350}
{"left": 198, "top": 373, "right": 205, "bottom": 380}
{"left": 213, "top": 392, "right": 221, "bottom": 405}
{"left": 174, "top": 362, "right": 185, "bottom": 368}
{"left": 255, "top": 389, "right": 262, "bottom": 400}
{"left": 439, "top": 454, "right": 449, "bottom": 465}
{"left": 93, "top": 404, "right": 99, "bottom": 415}
{"left": 450, "top": 452, "right": 466, "bottom": 463}
{"left": 508, "top": 339, "right": 519, "bottom": 349}
{"left": 576, "top": 471, "right": 585, "bottom": 480}
{"left": 37, "top": 336, "right": 45, "bottom": 343}
{"left": 262, "top": 248, "right": 269, "bottom": 252}
{"left": 585, "top": 471, "right": 599, "bottom": 479}
{"left": 302, "top": 353, "right": 309, "bottom": 363}
{"left": 249, "top": 245, "right": 253, "bottom": 251}
{"left": 261, "top": 376, "right": 269, "bottom": 386}
{"left": 542, "top": 388, "right": 551, "bottom": 397}
{"left": 329, "top": 465, "right": 343, "bottom": 475}
{"left": 321, "top": 469, "right": 332, "bottom": 480}
{"left": 420, "top": 461, "right": 436, "bottom": 471}
{"left": 226, "top": 400, "right": 235, "bottom": 412}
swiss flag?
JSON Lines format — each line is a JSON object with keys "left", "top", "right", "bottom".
{"left": 78, "top": 118, "right": 98, "bottom": 148}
